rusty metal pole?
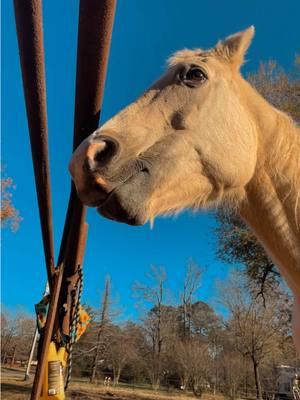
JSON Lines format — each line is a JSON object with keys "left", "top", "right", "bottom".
{"left": 13, "top": 0, "right": 55, "bottom": 287}
{"left": 30, "top": 220, "right": 88, "bottom": 399}
{"left": 30, "top": 267, "right": 64, "bottom": 400}
{"left": 57, "top": 0, "right": 117, "bottom": 339}
{"left": 30, "top": 221, "right": 88, "bottom": 400}
{"left": 14, "top": 1, "right": 116, "bottom": 398}
{"left": 32, "top": 1, "right": 116, "bottom": 398}
{"left": 57, "top": 0, "right": 117, "bottom": 267}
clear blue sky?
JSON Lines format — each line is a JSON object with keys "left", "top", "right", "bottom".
{"left": 2, "top": 1, "right": 300, "bottom": 318}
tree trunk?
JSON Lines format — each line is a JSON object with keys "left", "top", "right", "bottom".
{"left": 2, "top": 351, "right": 8, "bottom": 364}
{"left": 113, "top": 367, "right": 121, "bottom": 386}
{"left": 90, "top": 277, "right": 110, "bottom": 383}
{"left": 252, "top": 358, "right": 263, "bottom": 400}
{"left": 90, "top": 348, "right": 99, "bottom": 383}
{"left": 10, "top": 345, "right": 17, "bottom": 367}
{"left": 180, "top": 374, "right": 189, "bottom": 391}
{"left": 151, "top": 356, "right": 161, "bottom": 390}
{"left": 151, "top": 281, "right": 163, "bottom": 390}
{"left": 1, "top": 334, "right": 12, "bottom": 362}
{"left": 153, "top": 375, "right": 160, "bottom": 390}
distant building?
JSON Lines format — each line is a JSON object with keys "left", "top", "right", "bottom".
{"left": 276, "top": 365, "right": 300, "bottom": 400}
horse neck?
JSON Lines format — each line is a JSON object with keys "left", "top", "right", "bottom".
{"left": 240, "top": 81, "right": 300, "bottom": 295}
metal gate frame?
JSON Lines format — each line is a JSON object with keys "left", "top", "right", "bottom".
{"left": 13, "top": 1, "right": 117, "bottom": 398}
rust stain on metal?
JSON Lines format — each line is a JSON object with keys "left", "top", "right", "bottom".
{"left": 14, "top": 0, "right": 55, "bottom": 284}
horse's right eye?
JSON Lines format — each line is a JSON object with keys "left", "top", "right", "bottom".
{"left": 187, "top": 68, "right": 206, "bottom": 81}
{"left": 180, "top": 66, "right": 208, "bottom": 88}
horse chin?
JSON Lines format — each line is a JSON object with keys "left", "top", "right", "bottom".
{"left": 97, "top": 190, "right": 146, "bottom": 226}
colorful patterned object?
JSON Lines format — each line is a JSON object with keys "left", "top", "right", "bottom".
{"left": 35, "top": 295, "right": 90, "bottom": 342}
{"left": 35, "top": 295, "right": 50, "bottom": 332}
{"left": 75, "top": 305, "right": 90, "bottom": 342}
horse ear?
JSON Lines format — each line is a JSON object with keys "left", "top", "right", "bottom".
{"left": 217, "top": 26, "right": 255, "bottom": 69}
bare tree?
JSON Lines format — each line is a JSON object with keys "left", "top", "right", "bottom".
{"left": 134, "top": 266, "right": 174, "bottom": 389}
{"left": 106, "top": 324, "right": 137, "bottom": 385}
{"left": 1, "top": 311, "right": 35, "bottom": 365}
{"left": 90, "top": 276, "right": 111, "bottom": 383}
{"left": 218, "top": 348, "right": 250, "bottom": 399}
{"left": 174, "top": 338, "right": 212, "bottom": 395}
{"left": 1, "top": 312, "right": 16, "bottom": 363}
{"left": 179, "top": 260, "right": 202, "bottom": 340}
{"left": 248, "top": 58, "right": 300, "bottom": 123}
{"left": 220, "top": 273, "right": 284, "bottom": 400}
{"left": 119, "top": 322, "right": 150, "bottom": 384}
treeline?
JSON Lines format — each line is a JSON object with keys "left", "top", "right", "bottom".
{"left": 1, "top": 311, "right": 35, "bottom": 366}
{"left": 1, "top": 264, "right": 298, "bottom": 399}
{"left": 69, "top": 262, "right": 298, "bottom": 399}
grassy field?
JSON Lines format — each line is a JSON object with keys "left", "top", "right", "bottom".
{"left": 1, "top": 367, "right": 224, "bottom": 400}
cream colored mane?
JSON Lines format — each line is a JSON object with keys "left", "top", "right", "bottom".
{"left": 266, "top": 113, "right": 300, "bottom": 226}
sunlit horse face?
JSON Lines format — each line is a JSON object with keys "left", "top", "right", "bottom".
{"left": 69, "top": 27, "right": 258, "bottom": 225}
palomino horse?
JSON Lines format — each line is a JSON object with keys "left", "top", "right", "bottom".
{"left": 69, "top": 27, "right": 300, "bottom": 351}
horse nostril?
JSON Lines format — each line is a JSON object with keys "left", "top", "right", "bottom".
{"left": 93, "top": 138, "right": 119, "bottom": 168}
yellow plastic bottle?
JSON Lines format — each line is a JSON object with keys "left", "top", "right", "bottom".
{"left": 40, "top": 342, "right": 66, "bottom": 400}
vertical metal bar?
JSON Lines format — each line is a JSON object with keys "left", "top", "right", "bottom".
{"left": 14, "top": 1, "right": 117, "bottom": 398}
{"left": 73, "top": 0, "right": 117, "bottom": 149}
{"left": 57, "top": 0, "right": 117, "bottom": 266}
{"left": 58, "top": 0, "right": 117, "bottom": 336}
{"left": 77, "top": 223, "right": 89, "bottom": 266}
{"left": 30, "top": 268, "right": 64, "bottom": 400}
{"left": 13, "top": 0, "right": 55, "bottom": 286}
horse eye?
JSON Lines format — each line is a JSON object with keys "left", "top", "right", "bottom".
{"left": 183, "top": 67, "right": 207, "bottom": 86}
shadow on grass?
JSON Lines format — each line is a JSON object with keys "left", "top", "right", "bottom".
{"left": 68, "top": 390, "right": 125, "bottom": 400}
{"left": 1, "top": 382, "right": 31, "bottom": 399}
